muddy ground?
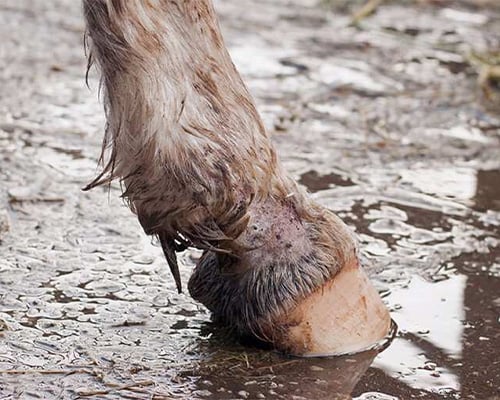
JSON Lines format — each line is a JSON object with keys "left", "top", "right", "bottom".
{"left": 0, "top": 0, "right": 499, "bottom": 399}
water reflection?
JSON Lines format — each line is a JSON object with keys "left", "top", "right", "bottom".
{"left": 187, "top": 342, "right": 384, "bottom": 399}
{"left": 353, "top": 268, "right": 500, "bottom": 399}
{"left": 373, "top": 276, "right": 465, "bottom": 393}
{"left": 399, "top": 167, "right": 477, "bottom": 204}
{"left": 398, "top": 167, "right": 500, "bottom": 212}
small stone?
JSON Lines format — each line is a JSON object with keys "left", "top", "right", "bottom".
{"left": 423, "top": 362, "right": 437, "bottom": 371}
{"left": 0, "top": 318, "right": 9, "bottom": 332}
{"left": 193, "top": 390, "right": 212, "bottom": 397}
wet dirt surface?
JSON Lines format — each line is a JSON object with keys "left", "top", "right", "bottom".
{"left": 0, "top": 0, "right": 499, "bottom": 399}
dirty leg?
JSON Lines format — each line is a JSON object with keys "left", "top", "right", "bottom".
{"left": 82, "top": 0, "right": 391, "bottom": 355}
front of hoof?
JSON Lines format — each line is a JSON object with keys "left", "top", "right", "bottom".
{"left": 188, "top": 244, "right": 391, "bottom": 357}
{"left": 276, "top": 258, "right": 391, "bottom": 357}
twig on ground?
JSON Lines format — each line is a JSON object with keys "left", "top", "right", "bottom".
{"left": 76, "top": 380, "right": 155, "bottom": 397}
{"left": 351, "top": 0, "right": 385, "bottom": 25}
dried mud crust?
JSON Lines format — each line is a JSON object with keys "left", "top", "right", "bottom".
{"left": 0, "top": 0, "right": 499, "bottom": 399}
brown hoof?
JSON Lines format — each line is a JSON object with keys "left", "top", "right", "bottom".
{"left": 189, "top": 247, "right": 391, "bottom": 357}
{"left": 276, "top": 258, "right": 391, "bottom": 357}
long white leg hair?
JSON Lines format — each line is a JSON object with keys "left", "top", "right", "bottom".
{"left": 82, "top": 0, "right": 359, "bottom": 348}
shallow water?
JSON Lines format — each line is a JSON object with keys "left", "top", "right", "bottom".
{"left": 0, "top": 0, "right": 499, "bottom": 399}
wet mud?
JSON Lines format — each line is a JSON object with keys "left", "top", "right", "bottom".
{"left": 0, "top": 0, "right": 499, "bottom": 399}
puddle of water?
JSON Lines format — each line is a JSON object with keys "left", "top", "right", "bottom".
{"left": 299, "top": 169, "right": 355, "bottom": 192}
{"left": 475, "top": 169, "right": 500, "bottom": 211}
{"left": 1, "top": 0, "right": 500, "bottom": 399}
{"left": 399, "top": 166, "right": 500, "bottom": 212}
{"left": 182, "top": 336, "right": 385, "bottom": 400}
{"left": 375, "top": 276, "right": 465, "bottom": 387}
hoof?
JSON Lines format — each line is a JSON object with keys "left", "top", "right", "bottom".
{"left": 189, "top": 234, "right": 391, "bottom": 357}
{"left": 277, "top": 258, "right": 391, "bottom": 357}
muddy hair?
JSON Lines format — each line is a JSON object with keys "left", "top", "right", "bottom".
{"left": 82, "top": 0, "right": 357, "bottom": 341}
{"left": 188, "top": 207, "right": 359, "bottom": 348}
